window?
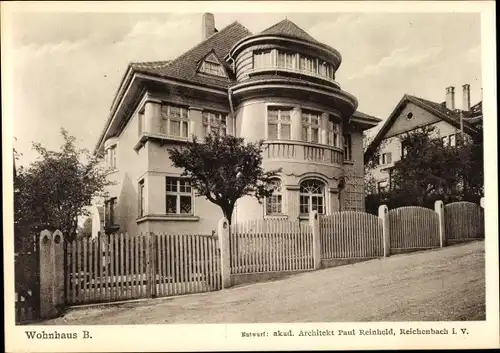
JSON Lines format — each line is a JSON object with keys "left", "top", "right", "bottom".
{"left": 401, "top": 141, "right": 409, "bottom": 158}
{"left": 299, "top": 55, "right": 317, "bottom": 73}
{"left": 105, "top": 197, "right": 117, "bottom": 226}
{"left": 406, "top": 112, "right": 414, "bottom": 120}
{"left": 166, "top": 177, "right": 193, "bottom": 215}
{"left": 380, "top": 152, "right": 392, "bottom": 165}
{"left": 327, "top": 120, "right": 340, "bottom": 147}
{"left": 301, "top": 110, "right": 321, "bottom": 143}
{"left": 449, "top": 134, "right": 456, "bottom": 147}
{"left": 253, "top": 50, "right": 273, "bottom": 68}
{"left": 199, "top": 55, "right": 226, "bottom": 77}
{"left": 202, "top": 111, "right": 227, "bottom": 136}
{"left": 277, "top": 51, "right": 294, "bottom": 69}
{"left": 160, "top": 104, "right": 189, "bottom": 138}
{"left": 138, "top": 180, "right": 145, "bottom": 218}
{"left": 343, "top": 133, "right": 352, "bottom": 160}
{"left": 377, "top": 180, "right": 389, "bottom": 193}
{"left": 106, "top": 145, "right": 117, "bottom": 169}
{"left": 299, "top": 179, "right": 325, "bottom": 215}
{"left": 267, "top": 107, "right": 291, "bottom": 140}
{"left": 265, "top": 179, "right": 283, "bottom": 215}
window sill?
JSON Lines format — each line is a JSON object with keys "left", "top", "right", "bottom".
{"left": 104, "top": 168, "right": 119, "bottom": 176}
{"left": 343, "top": 160, "right": 354, "bottom": 165}
{"left": 264, "top": 214, "right": 288, "bottom": 220}
{"left": 136, "top": 214, "right": 200, "bottom": 223}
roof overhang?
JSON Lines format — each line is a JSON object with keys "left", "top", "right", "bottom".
{"left": 94, "top": 72, "right": 229, "bottom": 155}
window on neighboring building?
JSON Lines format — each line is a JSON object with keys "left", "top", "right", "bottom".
{"left": 265, "top": 179, "right": 283, "bottom": 215}
{"left": 301, "top": 110, "right": 321, "bottom": 143}
{"left": 327, "top": 120, "right": 340, "bottom": 148}
{"left": 299, "top": 179, "right": 325, "bottom": 215}
{"left": 138, "top": 179, "right": 145, "bottom": 218}
{"left": 253, "top": 50, "right": 273, "bottom": 68}
{"left": 343, "top": 133, "right": 352, "bottom": 160}
{"left": 160, "top": 104, "right": 189, "bottom": 138}
{"left": 267, "top": 107, "right": 291, "bottom": 140}
{"left": 277, "top": 51, "right": 295, "bottom": 69}
{"left": 449, "top": 134, "right": 456, "bottom": 147}
{"left": 166, "top": 177, "right": 193, "bottom": 215}
{"left": 105, "top": 197, "right": 117, "bottom": 226}
{"left": 377, "top": 180, "right": 389, "bottom": 193}
{"left": 380, "top": 152, "right": 392, "bottom": 165}
{"left": 401, "top": 141, "right": 409, "bottom": 158}
{"left": 202, "top": 111, "right": 227, "bottom": 136}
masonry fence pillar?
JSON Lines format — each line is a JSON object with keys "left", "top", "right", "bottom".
{"left": 378, "top": 205, "right": 390, "bottom": 257}
{"left": 218, "top": 218, "right": 231, "bottom": 289}
{"left": 39, "top": 230, "right": 65, "bottom": 319}
{"left": 309, "top": 210, "right": 321, "bottom": 270}
{"left": 434, "top": 200, "right": 446, "bottom": 247}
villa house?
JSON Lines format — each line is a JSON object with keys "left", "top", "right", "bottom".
{"left": 94, "top": 13, "right": 381, "bottom": 235}
{"left": 364, "top": 84, "right": 483, "bottom": 193}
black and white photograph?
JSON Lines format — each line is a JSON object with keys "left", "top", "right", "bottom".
{"left": 3, "top": 1, "right": 498, "bottom": 351}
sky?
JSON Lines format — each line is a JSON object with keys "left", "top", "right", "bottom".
{"left": 8, "top": 10, "right": 482, "bottom": 167}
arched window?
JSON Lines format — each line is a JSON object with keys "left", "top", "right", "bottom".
{"left": 266, "top": 179, "right": 283, "bottom": 215}
{"left": 299, "top": 179, "right": 325, "bottom": 215}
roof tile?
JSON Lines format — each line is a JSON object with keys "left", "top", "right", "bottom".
{"left": 260, "top": 19, "right": 319, "bottom": 43}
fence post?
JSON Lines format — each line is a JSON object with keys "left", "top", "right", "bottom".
{"left": 52, "top": 230, "right": 65, "bottom": 313}
{"left": 309, "top": 210, "right": 321, "bottom": 270}
{"left": 218, "top": 218, "right": 231, "bottom": 289}
{"left": 434, "top": 200, "right": 446, "bottom": 247}
{"left": 378, "top": 205, "right": 390, "bottom": 257}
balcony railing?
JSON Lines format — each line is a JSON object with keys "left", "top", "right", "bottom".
{"left": 247, "top": 67, "right": 340, "bottom": 87}
{"left": 263, "top": 140, "right": 344, "bottom": 165}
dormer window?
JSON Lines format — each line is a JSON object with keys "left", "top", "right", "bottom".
{"left": 199, "top": 53, "right": 226, "bottom": 77}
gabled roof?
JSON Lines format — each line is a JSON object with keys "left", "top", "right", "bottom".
{"left": 259, "top": 19, "right": 319, "bottom": 43}
{"left": 130, "top": 21, "right": 251, "bottom": 89}
{"left": 364, "top": 94, "right": 482, "bottom": 162}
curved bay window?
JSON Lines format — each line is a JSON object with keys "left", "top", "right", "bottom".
{"left": 266, "top": 179, "right": 283, "bottom": 215}
{"left": 299, "top": 179, "right": 325, "bottom": 215}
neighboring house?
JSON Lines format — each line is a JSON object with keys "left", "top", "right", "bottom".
{"left": 364, "top": 84, "right": 483, "bottom": 193}
{"left": 94, "top": 13, "right": 381, "bottom": 235}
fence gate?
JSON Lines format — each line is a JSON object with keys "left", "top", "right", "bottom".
{"left": 445, "top": 201, "right": 485, "bottom": 241}
{"left": 65, "top": 233, "right": 221, "bottom": 306}
{"left": 15, "top": 239, "right": 40, "bottom": 323}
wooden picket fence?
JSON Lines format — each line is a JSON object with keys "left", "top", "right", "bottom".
{"left": 445, "top": 201, "right": 485, "bottom": 241}
{"left": 229, "top": 219, "right": 314, "bottom": 274}
{"left": 65, "top": 233, "right": 221, "bottom": 305}
{"left": 388, "top": 206, "right": 440, "bottom": 250}
{"left": 319, "top": 212, "right": 384, "bottom": 259}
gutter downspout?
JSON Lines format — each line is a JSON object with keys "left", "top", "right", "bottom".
{"left": 227, "top": 58, "right": 237, "bottom": 223}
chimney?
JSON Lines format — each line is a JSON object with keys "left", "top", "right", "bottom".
{"left": 462, "top": 84, "right": 471, "bottom": 111}
{"left": 445, "top": 86, "right": 455, "bottom": 110}
{"left": 202, "top": 13, "right": 216, "bottom": 40}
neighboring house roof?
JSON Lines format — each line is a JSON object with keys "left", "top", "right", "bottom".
{"left": 130, "top": 21, "right": 252, "bottom": 89}
{"left": 259, "top": 19, "right": 320, "bottom": 43}
{"left": 364, "top": 94, "right": 483, "bottom": 163}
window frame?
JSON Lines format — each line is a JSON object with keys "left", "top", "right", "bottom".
{"left": 160, "top": 104, "right": 189, "bottom": 138}
{"left": 343, "top": 133, "right": 352, "bottom": 160}
{"left": 265, "top": 178, "right": 283, "bottom": 216}
{"left": 299, "top": 179, "right": 326, "bottom": 215}
{"left": 267, "top": 106, "right": 292, "bottom": 140}
{"left": 202, "top": 110, "right": 227, "bottom": 136}
{"left": 105, "top": 197, "right": 117, "bottom": 226}
{"left": 165, "top": 177, "right": 194, "bottom": 215}
{"left": 327, "top": 120, "right": 341, "bottom": 148}
{"left": 301, "top": 109, "right": 321, "bottom": 143}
